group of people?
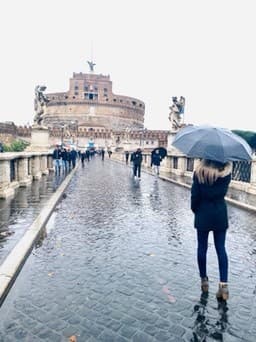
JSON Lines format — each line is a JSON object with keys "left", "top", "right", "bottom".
{"left": 52, "top": 145, "right": 113, "bottom": 173}
{"left": 52, "top": 145, "right": 78, "bottom": 173}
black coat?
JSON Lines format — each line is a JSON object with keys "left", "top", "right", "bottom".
{"left": 191, "top": 173, "right": 231, "bottom": 231}
{"left": 53, "top": 148, "right": 62, "bottom": 160}
{"left": 151, "top": 153, "right": 162, "bottom": 166}
{"left": 131, "top": 151, "right": 142, "bottom": 165}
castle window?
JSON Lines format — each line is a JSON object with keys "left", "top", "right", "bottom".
{"left": 132, "top": 101, "right": 137, "bottom": 106}
{"left": 120, "top": 99, "right": 123, "bottom": 103}
{"left": 84, "top": 86, "right": 88, "bottom": 91}
{"left": 139, "top": 103, "right": 142, "bottom": 107}
{"left": 104, "top": 93, "right": 108, "bottom": 97}
{"left": 113, "top": 99, "right": 116, "bottom": 102}
{"left": 74, "top": 85, "right": 79, "bottom": 90}
{"left": 65, "top": 96, "right": 68, "bottom": 99}
{"left": 106, "top": 98, "right": 108, "bottom": 101}
{"left": 73, "top": 96, "right": 76, "bottom": 99}
{"left": 104, "top": 88, "right": 108, "bottom": 92}
{"left": 94, "top": 87, "right": 98, "bottom": 91}
{"left": 75, "top": 92, "right": 79, "bottom": 96}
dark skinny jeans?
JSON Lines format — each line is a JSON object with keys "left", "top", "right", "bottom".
{"left": 133, "top": 164, "right": 141, "bottom": 178}
{"left": 197, "top": 229, "right": 228, "bottom": 282}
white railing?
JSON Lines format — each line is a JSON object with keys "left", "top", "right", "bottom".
{"left": 0, "top": 152, "right": 53, "bottom": 198}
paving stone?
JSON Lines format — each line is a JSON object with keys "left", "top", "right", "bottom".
{"left": 0, "top": 160, "right": 256, "bottom": 341}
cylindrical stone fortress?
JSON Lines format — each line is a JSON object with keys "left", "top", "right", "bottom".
{"left": 43, "top": 72, "right": 145, "bottom": 130}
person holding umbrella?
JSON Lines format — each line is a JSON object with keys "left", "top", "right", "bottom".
{"left": 191, "top": 159, "right": 232, "bottom": 300}
{"left": 172, "top": 125, "right": 252, "bottom": 301}
{"left": 151, "top": 149, "right": 162, "bottom": 175}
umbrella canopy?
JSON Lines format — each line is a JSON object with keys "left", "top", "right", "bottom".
{"left": 172, "top": 125, "right": 252, "bottom": 163}
{"left": 151, "top": 147, "right": 167, "bottom": 159}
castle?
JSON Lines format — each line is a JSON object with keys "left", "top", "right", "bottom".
{"left": 43, "top": 65, "right": 145, "bottom": 131}
{"left": 0, "top": 64, "right": 169, "bottom": 149}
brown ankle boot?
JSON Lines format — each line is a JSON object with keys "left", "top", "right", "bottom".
{"left": 216, "top": 283, "right": 229, "bottom": 300}
{"left": 201, "top": 277, "right": 209, "bottom": 292}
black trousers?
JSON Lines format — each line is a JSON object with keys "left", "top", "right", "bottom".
{"left": 133, "top": 164, "right": 141, "bottom": 178}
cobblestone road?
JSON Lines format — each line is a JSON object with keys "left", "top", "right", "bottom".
{"left": 0, "top": 157, "right": 256, "bottom": 341}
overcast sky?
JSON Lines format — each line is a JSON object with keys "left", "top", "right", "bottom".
{"left": 0, "top": 0, "right": 255, "bottom": 131}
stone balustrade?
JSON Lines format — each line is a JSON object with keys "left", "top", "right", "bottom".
{"left": 113, "top": 150, "right": 256, "bottom": 195}
{"left": 0, "top": 152, "right": 53, "bottom": 199}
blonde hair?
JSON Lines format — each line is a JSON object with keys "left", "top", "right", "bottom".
{"left": 195, "top": 159, "right": 232, "bottom": 185}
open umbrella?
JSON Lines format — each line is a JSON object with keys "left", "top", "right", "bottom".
{"left": 172, "top": 125, "right": 252, "bottom": 163}
{"left": 151, "top": 147, "right": 167, "bottom": 159}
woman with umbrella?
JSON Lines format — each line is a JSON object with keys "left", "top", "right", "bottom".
{"left": 151, "top": 147, "right": 167, "bottom": 176}
{"left": 172, "top": 125, "right": 252, "bottom": 301}
{"left": 191, "top": 159, "right": 232, "bottom": 300}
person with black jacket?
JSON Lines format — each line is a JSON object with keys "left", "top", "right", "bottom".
{"left": 52, "top": 145, "right": 62, "bottom": 173}
{"left": 131, "top": 148, "right": 143, "bottom": 180}
{"left": 151, "top": 150, "right": 162, "bottom": 175}
{"left": 191, "top": 159, "right": 232, "bottom": 300}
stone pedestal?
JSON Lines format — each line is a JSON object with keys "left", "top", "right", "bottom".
{"left": 0, "top": 160, "right": 15, "bottom": 198}
{"left": 17, "top": 157, "right": 32, "bottom": 187}
{"left": 167, "top": 130, "right": 178, "bottom": 153}
{"left": 26, "top": 125, "right": 50, "bottom": 152}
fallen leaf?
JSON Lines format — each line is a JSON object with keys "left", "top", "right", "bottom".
{"left": 162, "top": 286, "right": 170, "bottom": 294}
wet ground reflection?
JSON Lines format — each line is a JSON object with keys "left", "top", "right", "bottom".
{"left": 0, "top": 171, "right": 66, "bottom": 263}
{"left": 192, "top": 293, "right": 229, "bottom": 341}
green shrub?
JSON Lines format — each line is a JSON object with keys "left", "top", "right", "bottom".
{"left": 3, "top": 140, "right": 30, "bottom": 152}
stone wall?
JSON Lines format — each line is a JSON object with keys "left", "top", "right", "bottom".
{"left": 0, "top": 122, "right": 17, "bottom": 144}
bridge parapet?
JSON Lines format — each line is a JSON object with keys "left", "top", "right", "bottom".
{"left": 113, "top": 151, "right": 256, "bottom": 195}
{"left": 0, "top": 151, "right": 53, "bottom": 199}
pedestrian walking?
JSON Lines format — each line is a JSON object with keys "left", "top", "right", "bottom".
{"left": 52, "top": 145, "right": 62, "bottom": 174}
{"left": 151, "top": 150, "right": 162, "bottom": 175}
{"left": 66, "top": 147, "right": 72, "bottom": 170}
{"left": 101, "top": 148, "right": 105, "bottom": 161}
{"left": 61, "top": 147, "right": 69, "bottom": 172}
{"left": 70, "top": 147, "right": 77, "bottom": 169}
{"left": 125, "top": 151, "right": 129, "bottom": 165}
{"left": 107, "top": 149, "right": 112, "bottom": 158}
{"left": 85, "top": 149, "right": 90, "bottom": 162}
{"left": 0, "top": 142, "right": 3, "bottom": 153}
{"left": 131, "top": 148, "right": 143, "bottom": 180}
{"left": 81, "top": 149, "right": 86, "bottom": 167}
{"left": 191, "top": 159, "right": 232, "bottom": 300}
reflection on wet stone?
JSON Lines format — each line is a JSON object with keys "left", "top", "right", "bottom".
{"left": 0, "top": 159, "right": 256, "bottom": 341}
{"left": 0, "top": 171, "right": 66, "bottom": 262}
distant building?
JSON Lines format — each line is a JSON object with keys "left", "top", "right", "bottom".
{"left": 42, "top": 69, "right": 145, "bottom": 130}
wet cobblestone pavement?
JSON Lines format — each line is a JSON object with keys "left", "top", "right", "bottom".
{"left": 0, "top": 172, "right": 66, "bottom": 264}
{"left": 0, "top": 158, "right": 256, "bottom": 341}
